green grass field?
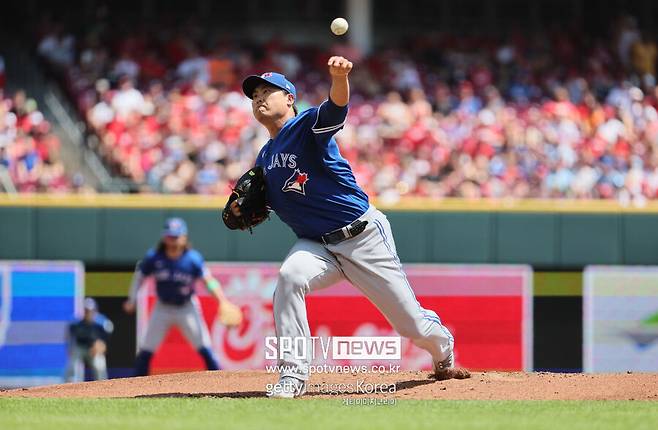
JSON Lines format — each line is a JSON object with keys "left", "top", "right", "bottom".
{"left": 1, "top": 398, "right": 657, "bottom": 430}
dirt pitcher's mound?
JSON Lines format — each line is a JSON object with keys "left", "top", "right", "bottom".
{"left": 2, "top": 370, "right": 658, "bottom": 400}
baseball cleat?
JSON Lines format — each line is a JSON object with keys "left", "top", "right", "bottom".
{"left": 432, "top": 352, "right": 471, "bottom": 381}
{"left": 267, "top": 376, "right": 307, "bottom": 398}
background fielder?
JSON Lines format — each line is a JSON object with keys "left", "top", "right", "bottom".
{"left": 230, "top": 56, "right": 470, "bottom": 397}
{"left": 124, "top": 217, "right": 239, "bottom": 376}
{"left": 65, "top": 298, "right": 113, "bottom": 382}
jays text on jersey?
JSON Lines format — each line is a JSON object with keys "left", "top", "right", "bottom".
{"left": 138, "top": 248, "right": 205, "bottom": 305}
{"left": 255, "top": 98, "right": 369, "bottom": 240}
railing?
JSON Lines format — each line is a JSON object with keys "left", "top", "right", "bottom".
{"left": 0, "top": 165, "right": 16, "bottom": 193}
{"left": 44, "top": 87, "right": 134, "bottom": 193}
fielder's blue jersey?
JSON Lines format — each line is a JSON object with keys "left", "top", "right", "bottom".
{"left": 255, "top": 98, "right": 369, "bottom": 240}
{"left": 138, "top": 248, "right": 205, "bottom": 305}
{"left": 69, "top": 314, "right": 113, "bottom": 348}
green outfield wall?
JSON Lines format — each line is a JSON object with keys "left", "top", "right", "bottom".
{"left": 2, "top": 195, "right": 658, "bottom": 269}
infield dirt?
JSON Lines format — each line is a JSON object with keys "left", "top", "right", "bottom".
{"left": 2, "top": 371, "right": 658, "bottom": 400}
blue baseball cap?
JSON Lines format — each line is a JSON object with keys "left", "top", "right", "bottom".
{"left": 242, "top": 72, "right": 297, "bottom": 99}
{"left": 162, "top": 217, "right": 188, "bottom": 237}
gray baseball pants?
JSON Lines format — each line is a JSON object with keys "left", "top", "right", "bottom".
{"left": 140, "top": 296, "right": 212, "bottom": 352}
{"left": 273, "top": 205, "right": 454, "bottom": 380}
{"left": 65, "top": 344, "right": 108, "bottom": 382}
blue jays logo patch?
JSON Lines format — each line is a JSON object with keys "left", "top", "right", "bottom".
{"left": 261, "top": 72, "right": 273, "bottom": 78}
{"left": 282, "top": 169, "right": 309, "bottom": 195}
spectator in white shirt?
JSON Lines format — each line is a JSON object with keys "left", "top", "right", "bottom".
{"left": 111, "top": 76, "right": 145, "bottom": 120}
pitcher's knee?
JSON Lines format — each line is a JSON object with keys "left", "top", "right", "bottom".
{"left": 278, "top": 262, "right": 310, "bottom": 292}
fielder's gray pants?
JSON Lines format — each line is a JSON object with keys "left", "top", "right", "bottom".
{"left": 65, "top": 344, "right": 108, "bottom": 382}
{"left": 140, "top": 296, "right": 212, "bottom": 352}
{"left": 274, "top": 205, "right": 454, "bottom": 380}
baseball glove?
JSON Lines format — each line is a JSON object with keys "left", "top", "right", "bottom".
{"left": 222, "top": 166, "right": 269, "bottom": 232}
{"left": 218, "top": 299, "right": 243, "bottom": 327}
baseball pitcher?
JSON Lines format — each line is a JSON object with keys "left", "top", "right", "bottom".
{"left": 223, "top": 57, "right": 470, "bottom": 398}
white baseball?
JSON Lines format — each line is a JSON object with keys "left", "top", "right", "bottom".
{"left": 331, "top": 17, "right": 349, "bottom": 36}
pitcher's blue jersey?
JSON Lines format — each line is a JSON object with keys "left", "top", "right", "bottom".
{"left": 138, "top": 248, "right": 205, "bottom": 305}
{"left": 255, "top": 98, "right": 369, "bottom": 240}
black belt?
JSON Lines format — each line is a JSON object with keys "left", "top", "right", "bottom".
{"left": 321, "top": 220, "right": 368, "bottom": 245}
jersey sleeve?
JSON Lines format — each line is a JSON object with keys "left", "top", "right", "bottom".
{"left": 96, "top": 314, "right": 114, "bottom": 340}
{"left": 310, "top": 98, "right": 348, "bottom": 144}
{"left": 190, "top": 250, "right": 206, "bottom": 279}
{"left": 138, "top": 249, "right": 157, "bottom": 276}
{"left": 68, "top": 322, "right": 77, "bottom": 340}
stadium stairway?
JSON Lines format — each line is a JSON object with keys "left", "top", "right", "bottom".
{"left": 2, "top": 43, "right": 131, "bottom": 193}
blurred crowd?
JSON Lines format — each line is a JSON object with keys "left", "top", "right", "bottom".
{"left": 0, "top": 88, "right": 71, "bottom": 192}
{"left": 34, "top": 15, "right": 658, "bottom": 202}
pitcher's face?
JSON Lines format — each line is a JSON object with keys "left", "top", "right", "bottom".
{"left": 251, "top": 84, "right": 294, "bottom": 123}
